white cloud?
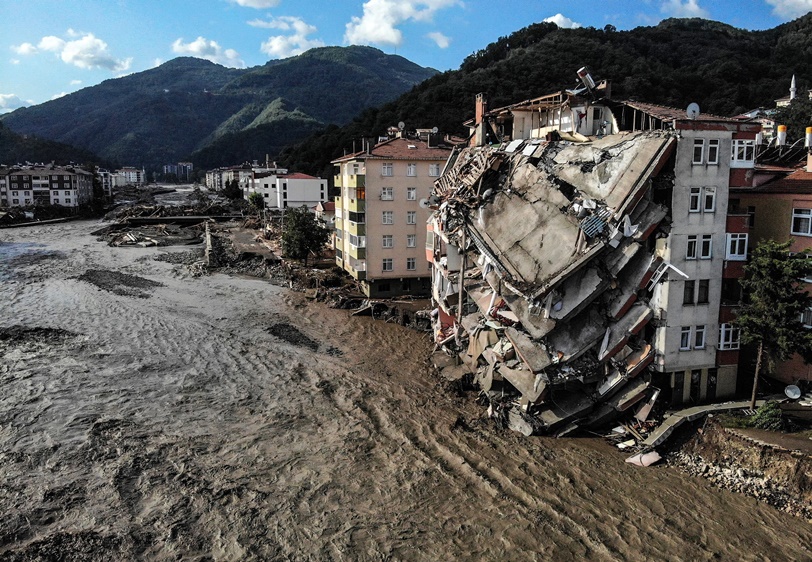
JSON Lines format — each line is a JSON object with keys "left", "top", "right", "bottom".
{"left": 0, "top": 93, "right": 33, "bottom": 113}
{"left": 426, "top": 31, "right": 450, "bottom": 48}
{"left": 153, "top": 58, "right": 164, "bottom": 67}
{"left": 229, "top": 0, "right": 280, "bottom": 8}
{"left": 10, "top": 59, "right": 20, "bottom": 65}
{"left": 172, "top": 37, "right": 245, "bottom": 67}
{"left": 765, "top": 0, "right": 812, "bottom": 19}
{"left": 258, "top": 16, "right": 325, "bottom": 58}
{"left": 344, "top": 0, "right": 461, "bottom": 48}
{"left": 15, "top": 32, "right": 131, "bottom": 71}
{"left": 70, "top": 79, "right": 82, "bottom": 85}
{"left": 660, "top": 0, "right": 710, "bottom": 18}
{"left": 51, "top": 92, "right": 68, "bottom": 100}
{"left": 11, "top": 42, "right": 37, "bottom": 55}
{"left": 543, "top": 13, "right": 583, "bottom": 29}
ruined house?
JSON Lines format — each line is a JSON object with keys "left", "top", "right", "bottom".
{"left": 427, "top": 74, "right": 761, "bottom": 435}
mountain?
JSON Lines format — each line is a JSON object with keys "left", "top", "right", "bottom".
{"left": 0, "top": 46, "right": 438, "bottom": 168}
{"left": 0, "top": 121, "right": 102, "bottom": 166}
{"left": 276, "top": 15, "right": 812, "bottom": 179}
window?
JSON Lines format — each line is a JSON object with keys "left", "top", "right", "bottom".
{"left": 697, "top": 279, "right": 710, "bottom": 304}
{"left": 731, "top": 139, "right": 755, "bottom": 165}
{"left": 64, "top": 190, "right": 70, "bottom": 195}
{"left": 23, "top": 191, "right": 30, "bottom": 196}
{"left": 687, "top": 235, "right": 698, "bottom": 259}
{"left": 429, "top": 163, "right": 441, "bottom": 177}
{"left": 12, "top": 199, "right": 18, "bottom": 204}
{"left": 689, "top": 187, "right": 701, "bottom": 212}
{"left": 683, "top": 280, "right": 696, "bottom": 305}
{"left": 693, "top": 139, "right": 705, "bottom": 164}
{"left": 53, "top": 199, "right": 59, "bottom": 204}
{"left": 348, "top": 212, "right": 365, "bottom": 223}
{"left": 792, "top": 208, "right": 812, "bottom": 236}
{"left": 406, "top": 163, "right": 417, "bottom": 177}
{"left": 747, "top": 206, "right": 756, "bottom": 229}
{"left": 726, "top": 233, "right": 748, "bottom": 260}
{"left": 382, "top": 211, "right": 393, "bottom": 224}
{"left": 335, "top": 229, "right": 343, "bottom": 240}
{"left": 349, "top": 234, "right": 365, "bottom": 248}
{"left": 382, "top": 235, "right": 393, "bottom": 248}
{"left": 407, "top": 234, "right": 416, "bottom": 248}
{"left": 382, "top": 163, "right": 393, "bottom": 177}
{"left": 694, "top": 325, "right": 706, "bottom": 349}
{"left": 707, "top": 139, "right": 720, "bottom": 164}
{"left": 680, "top": 327, "right": 691, "bottom": 350}
{"left": 406, "top": 257, "right": 416, "bottom": 270}
{"left": 719, "top": 324, "right": 740, "bottom": 350}
{"left": 406, "top": 187, "right": 416, "bottom": 200}
{"left": 801, "top": 307, "right": 812, "bottom": 328}
{"left": 382, "top": 258, "right": 393, "bottom": 271}
{"left": 700, "top": 235, "right": 712, "bottom": 259}
{"left": 12, "top": 191, "right": 18, "bottom": 196}
{"left": 406, "top": 211, "right": 416, "bottom": 224}
{"left": 64, "top": 198, "right": 71, "bottom": 204}
{"left": 703, "top": 187, "right": 716, "bottom": 213}
{"left": 381, "top": 187, "right": 393, "bottom": 200}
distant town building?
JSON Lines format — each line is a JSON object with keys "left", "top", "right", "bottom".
{"left": 114, "top": 166, "right": 146, "bottom": 187}
{"left": 244, "top": 170, "right": 326, "bottom": 210}
{"left": 0, "top": 165, "right": 93, "bottom": 208}
{"left": 332, "top": 133, "right": 454, "bottom": 298}
{"left": 163, "top": 161, "right": 194, "bottom": 182}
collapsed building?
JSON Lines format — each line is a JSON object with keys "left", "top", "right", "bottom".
{"left": 427, "top": 72, "right": 761, "bottom": 436}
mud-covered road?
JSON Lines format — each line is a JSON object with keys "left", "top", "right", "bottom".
{"left": 0, "top": 220, "right": 810, "bottom": 561}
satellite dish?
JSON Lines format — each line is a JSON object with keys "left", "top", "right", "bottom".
{"left": 419, "top": 198, "right": 430, "bottom": 209}
{"left": 431, "top": 126, "right": 439, "bottom": 134}
{"left": 686, "top": 102, "right": 701, "bottom": 120}
{"left": 785, "top": 385, "right": 802, "bottom": 399}
{"left": 398, "top": 121, "right": 405, "bottom": 130}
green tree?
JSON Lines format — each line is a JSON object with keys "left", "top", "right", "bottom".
{"left": 281, "top": 205, "right": 329, "bottom": 266}
{"left": 248, "top": 192, "right": 264, "bottom": 210}
{"left": 735, "top": 240, "right": 812, "bottom": 409}
{"left": 773, "top": 96, "right": 812, "bottom": 142}
{"left": 222, "top": 178, "right": 243, "bottom": 200}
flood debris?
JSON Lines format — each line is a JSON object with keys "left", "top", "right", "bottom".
{"left": 428, "top": 129, "right": 675, "bottom": 441}
{"left": 76, "top": 269, "right": 164, "bottom": 298}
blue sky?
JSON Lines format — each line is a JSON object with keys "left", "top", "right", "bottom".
{"left": 2, "top": 0, "right": 810, "bottom": 113}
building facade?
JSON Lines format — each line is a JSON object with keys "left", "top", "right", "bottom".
{"left": 332, "top": 135, "right": 453, "bottom": 298}
{"left": 0, "top": 165, "right": 93, "bottom": 208}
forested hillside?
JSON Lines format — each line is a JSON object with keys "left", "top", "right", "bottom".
{"left": 277, "top": 15, "right": 812, "bottom": 180}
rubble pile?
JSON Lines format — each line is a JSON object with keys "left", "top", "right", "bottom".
{"left": 93, "top": 223, "right": 206, "bottom": 247}
{"left": 429, "top": 131, "right": 677, "bottom": 438}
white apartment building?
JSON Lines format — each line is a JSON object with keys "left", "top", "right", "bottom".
{"left": 0, "top": 165, "right": 93, "bottom": 208}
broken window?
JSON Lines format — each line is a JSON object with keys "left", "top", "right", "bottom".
{"left": 694, "top": 325, "right": 706, "bottom": 349}
{"left": 697, "top": 279, "right": 710, "bottom": 304}
{"left": 382, "top": 211, "right": 393, "bottom": 224}
{"left": 692, "top": 139, "right": 705, "bottom": 164}
{"left": 382, "top": 258, "right": 393, "bottom": 271}
{"left": 683, "top": 280, "right": 696, "bottom": 305}
{"left": 726, "top": 233, "right": 748, "bottom": 260}
{"left": 792, "top": 208, "right": 812, "bottom": 236}
{"left": 686, "top": 235, "right": 698, "bottom": 259}
{"left": 700, "top": 235, "right": 712, "bottom": 259}
{"left": 406, "top": 257, "right": 416, "bottom": 270}
{"left": 680, "top": 327, "right": 691, "bottom": 350}
{"left": 382, "top": 235, "right": 393, "bottom": 248}
{"left": 719, "top": 324, "right": 740, "bottom": 350}
{"left": 707, "top": 139, "right": 720, "bottom": 164}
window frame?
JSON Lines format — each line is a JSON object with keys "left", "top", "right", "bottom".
{"left": 429, "top": 163, "right": 441, "bottom": 177}
{"left": 703, "top": 186, "right": 716, "bottom": 213}
{"left": 683, "top": 280, "right": 696, "bottom": 305}
{"left": 731, "top": 139, "right": 755, "bottom": 165}
{"left": 694, "top": 325, "right": 706, "bottom": 349}
{"left": 719, "top": 323, "right": 741, "bottom": 350}
{"left": 381, "top": 187, "right": 393, "bottom": 200}
{"left": 686, "top": 235, "right": 698, "bottom": 260}
{"left": 707, "top": 139, "right": 720, "bottom": 164}
{"left": 791, "top": 208, "right": 812, "bottom": 236}
{"left": 382, "top": 211, "right": 394, "bottom": 225}
{"left": 382, "top": 258, "right": 393, "bottom": 272}
{"left": 382, "top": 234, "right": 393, "bottom": 248}
{"left": 381, "top": 163, "right": 393, "bottom": 177}
{"left": 406, "top": 234, "right": 416, "bottom": 248}
{"left": 406, "top": 211, "right": 417, "bottom": 225}
{"left": 406, "top": 187, "right": 417, "bottom": 201}
{"left": 692, "top": 139, "right": 705, "bottom": 164}
{"left": 406, "top": 257, "right": 416, "bottom": 270}
{"left": 406, "top": 163, "right": 417, "bottom": 177}
{"left": 689, "top": 187, "right": 701, "bottom": 213}
{"left": 700, "top": 234, "right": 713, "bottom": 259}
{"left": 726, "top": 233, "right": 748, "bottom": 261}
{"left": 697, "top": 279, "right": 710, "bottom": 304}
{"left": 680, "top": 327, "right": 692, "bottom": 351}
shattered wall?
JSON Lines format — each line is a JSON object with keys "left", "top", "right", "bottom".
{"left": 428, "top": 131, "right": 677, "bottom": 435}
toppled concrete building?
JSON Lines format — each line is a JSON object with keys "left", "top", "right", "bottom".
{"left": 428, "top": 74, "right": 762, "bottom": 436}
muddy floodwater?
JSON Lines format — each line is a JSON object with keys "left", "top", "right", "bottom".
{"left": 1, "top": 220, "right": 810, "bottom": 561}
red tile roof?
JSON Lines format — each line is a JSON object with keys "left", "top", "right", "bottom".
{"left": 279, "top": 172, "right": 318, "bottom": 179}
{"left": 735, "top": 166, "right": 812, "bottom": 193}
{"left": 620, "top": 100, "right": 742, "bottom": 123}
{"left": 332, "top": 137, "right": 452, "bottom": 163}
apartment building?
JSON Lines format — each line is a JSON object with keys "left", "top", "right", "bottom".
{"left": 425, "top": 82, "right": 762, "bottom": 433}
{"left": 333, "top": 134, "right": 453, "bottom": 298}
{"left": 244, "top": 170, "right": 326, "bottom": 209}
{"left": 114, "top": 166, "right": 146, "bottom": 187}
{"left": 0, "top": 165, "right": 93, "bottom": 208}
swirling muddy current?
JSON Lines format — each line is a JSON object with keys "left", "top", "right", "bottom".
{"left": 0, "top": 221, "right": 810, "bottom": 561}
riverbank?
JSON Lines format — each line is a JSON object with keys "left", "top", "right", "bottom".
{"left": 1, "top": 219, "right": 810, "bottom": 561}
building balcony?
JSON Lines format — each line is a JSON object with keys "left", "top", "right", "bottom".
{"left": 336, "top": 174, "right": 366, "bottom": 189}
{"left": 347, "top": 221, "right": 366, "bottom": 237}
{"left": 348, "top": 245, "right": 366, "bottom": 260}
{"left": 344, "top": 197, "right": 365, "bottom": 213}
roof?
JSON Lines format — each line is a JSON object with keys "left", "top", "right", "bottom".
{"left": 279, "top": 172, "right": 319, "bottom": 180}
{"left": 332, "top": 136, "right": 453, "bottom": 163}
{"left": 737, "top": 166, "right": 812, "bottom": 193}
{"left": 316, "top": 201, "right": 335, "bottom": 212}
{"left": 619, "top": 100, "right": 743, "bottom": 123}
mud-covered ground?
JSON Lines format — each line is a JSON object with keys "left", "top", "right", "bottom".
{"left": 0, "top": 220, "right": 810, "bottom": 561}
